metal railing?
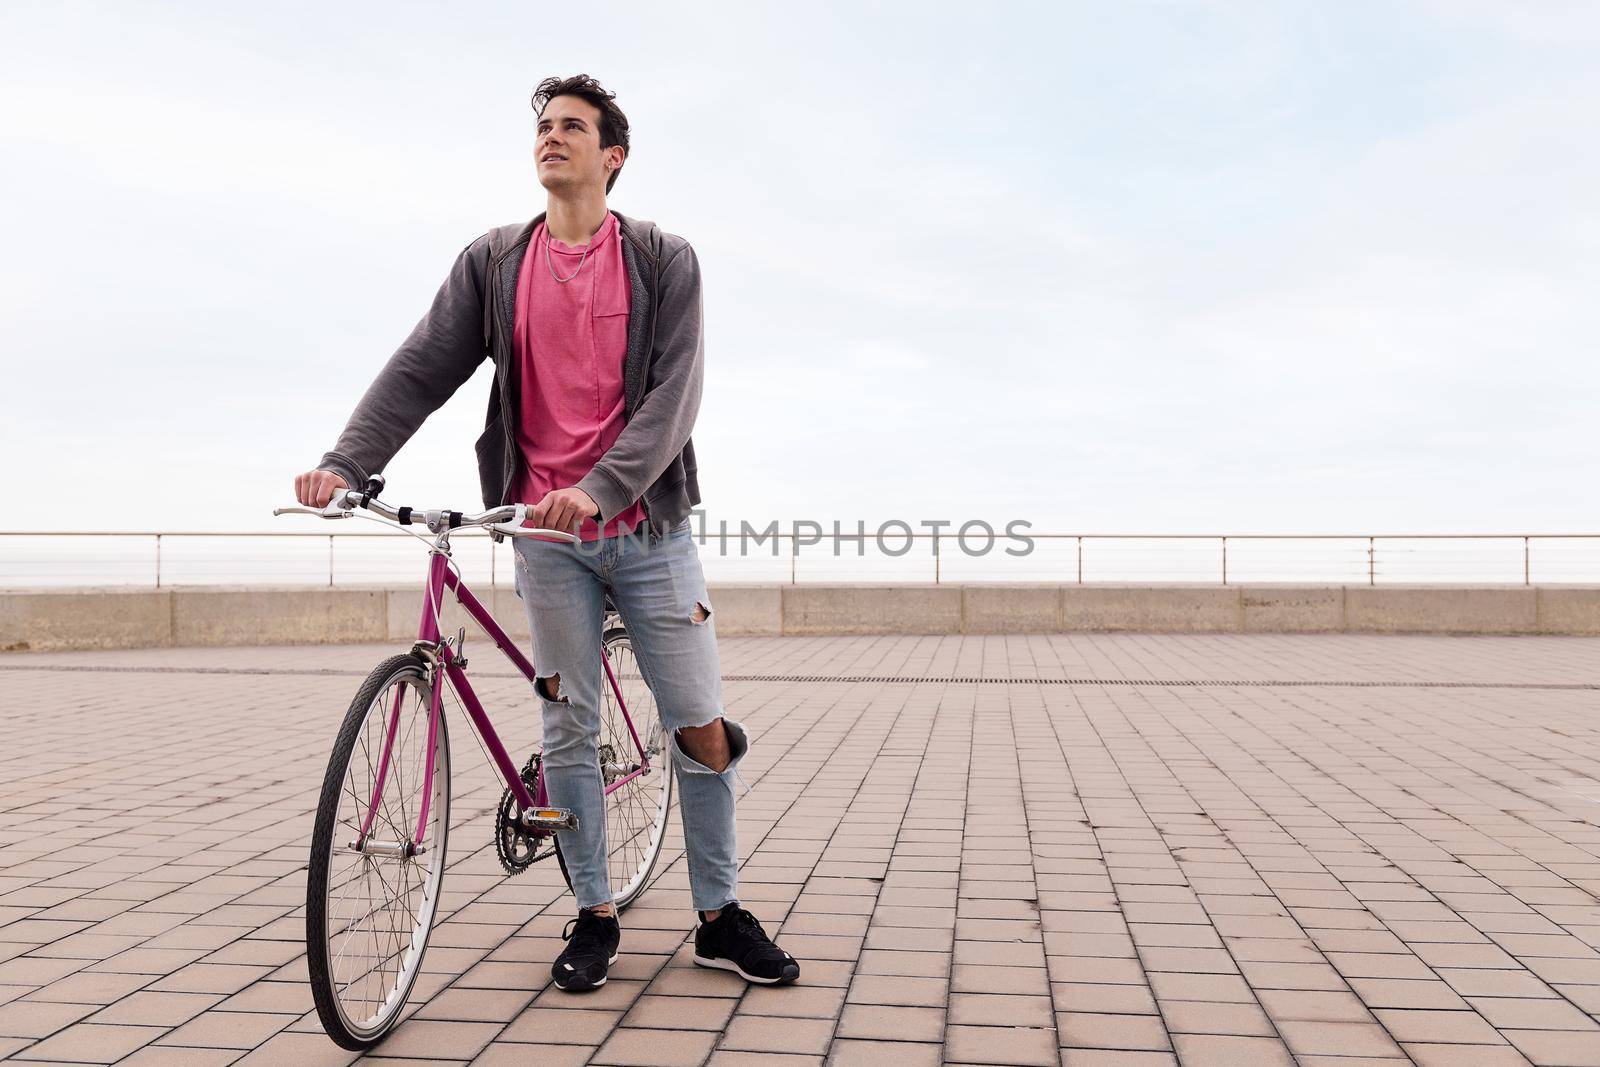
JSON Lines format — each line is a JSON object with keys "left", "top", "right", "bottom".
{"left": 3, "top": 530, "right": 1599, "bottom": 588}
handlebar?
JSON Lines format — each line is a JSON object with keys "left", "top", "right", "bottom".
{"left": 273, "top": 481, "right": 578, "bottom": 544}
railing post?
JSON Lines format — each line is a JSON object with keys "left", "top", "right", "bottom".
{"left": 790, "top": 535, "right": 796, "bottom": 585}
{"left": 1221, "top": 536, "right": 1228, "bottom": 585}
{"left": 1368, "top": 536, "right": 1375, "bottom": 586}
{"left": 1077, "top": 536, "right": 1083, "bottom": 584}
{"left": 492, "top": 538, "right": 497, "bottom": 588}
{"left": 933, "top": 532, "right": 940, "bottom": 584}
{"left": 155, "top": 533, "right": 162, "bottom": 589}
{"left": 1524, "top": 536, "right": 1530, "bottom": 586}
{"left": 329, "top": 534, "right": 335, "bottom": 588}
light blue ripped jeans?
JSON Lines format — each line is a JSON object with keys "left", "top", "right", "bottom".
{"left": 512, "top": 515, "right": 745, "bottom": 913}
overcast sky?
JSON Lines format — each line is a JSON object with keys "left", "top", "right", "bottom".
{"left": 3, "top": 0, "right": 1596, "bottom": 536}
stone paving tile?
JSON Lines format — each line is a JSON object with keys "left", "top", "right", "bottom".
{"left": 590, "top": 1026, "right": 717, "bottom": 1065}
{"left": 828, "top": 1039, "right": 943, "bottom": 1067}
{"left": 8, "top": 1020, "right": 163, "bottom": 1062}
{"left": 835, "top": 1001, "right": 944, "bottom": 1041}
{"left": 0, "top": 998, "right": 99, "bottom": 1038}
{"left": 1402, "top": 1045, "right": 1536, "bottom": 1067}
{"left": 720, "top": 1014, "right": 834, "bottom": 1054}
{"left": 89, "top": 989, "right": 223, "bottom": 1026}
{"left": 2, "top": 633, "right": 1599, "bottom": 1065}
{"left": 156, "top": 1008, "right": 293, "bottom": 1049}
{"left": 474, "top": 1044, "right": 595, "bottom": 1067}
{"left": 621, "top": 993, "right": 736, "bottom": 1031}
{"left": 498, "top": 1006, "right": 622, "bottom": 1045}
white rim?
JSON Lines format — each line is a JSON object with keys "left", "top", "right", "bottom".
{"left": 601, "top": 636, "right": 672, "bottom": 908}
{"left": 322, "top": 670, "right": 449, "bottom": 1039}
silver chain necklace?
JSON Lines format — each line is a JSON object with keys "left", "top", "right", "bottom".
{"left": 544, "top": 224, "right": 594, "bottom": 283}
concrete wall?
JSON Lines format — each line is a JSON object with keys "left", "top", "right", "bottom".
{"left": 4, "top": 583, "right": 1600, "bottom": 652}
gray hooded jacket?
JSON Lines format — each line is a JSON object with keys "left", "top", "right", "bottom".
{"left": 317, "top": 210, "right": 703, "bottom": 540}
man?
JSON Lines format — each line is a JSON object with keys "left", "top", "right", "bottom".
{"left": 294, "top": 74, "right": 798, "bottom": 993}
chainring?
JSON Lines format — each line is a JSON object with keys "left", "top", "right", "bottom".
{"left": 494, "top": 752, "right": 558, "bottom": 876}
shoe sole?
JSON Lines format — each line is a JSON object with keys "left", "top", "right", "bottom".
{"left": 693, "top": 953, "right": 800, "bottom": 985}
{"left": 552, "top": 951, "right": 620, "bottom": 992}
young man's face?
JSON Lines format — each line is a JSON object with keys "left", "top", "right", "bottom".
{"left": 535, "top": 95, "right": 622, "bottom": 195}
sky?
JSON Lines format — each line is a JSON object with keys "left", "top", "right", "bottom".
{"left": 2, "top": 0, "right": 1597, "bottom": 537}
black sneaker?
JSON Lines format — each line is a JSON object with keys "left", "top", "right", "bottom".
{"left": 551, "top": 907, "right": 620, "bottom": 992}
{"left": 693, "top": 905, "right": 800, "bottom": 984}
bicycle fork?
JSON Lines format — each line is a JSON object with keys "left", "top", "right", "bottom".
{"left": 349, "top": 652, "right": 577, "bottom": 865}
{"left": 351, "top": 543, "right": 616, "bottom": 859}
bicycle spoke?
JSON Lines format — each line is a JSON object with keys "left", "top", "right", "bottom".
{"left": 593, "top": 636, "right": 671, "bottom": 906}
{"left": 311, "top": 662, "right": 449, "bottom": 1046}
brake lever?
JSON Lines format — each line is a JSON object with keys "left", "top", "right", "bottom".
{"left": 272, "top": 497, "right": 354, "bottom": 519}
{"left": 483, "top": 521, "right": 581, "bottom": 543}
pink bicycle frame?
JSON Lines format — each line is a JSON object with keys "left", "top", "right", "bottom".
{"left": 355, "top": 548, "right": 650, "bottom": 849}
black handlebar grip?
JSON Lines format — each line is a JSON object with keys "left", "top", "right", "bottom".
{"left": 397, "top": 507, "right": 413, "bottom": 525}
{"left": 447, "top": 511, "right": 463, "bottom": 528}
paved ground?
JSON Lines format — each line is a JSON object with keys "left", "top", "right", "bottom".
{"left": 1, "top": 633, "right": 1599, "bottom": 1066}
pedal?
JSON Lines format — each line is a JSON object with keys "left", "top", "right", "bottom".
{"left": 518, "top": 807, "right": 579, "bottom": 832}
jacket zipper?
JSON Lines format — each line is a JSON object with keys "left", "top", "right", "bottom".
{"left": 619, "top": 226, "right": 661, "bottom": 543}
{"left": 487, "top": 241, "right": 521, "bottom": 508}
{"left": 634, "top": 233, "right": 659, "bottom": 543}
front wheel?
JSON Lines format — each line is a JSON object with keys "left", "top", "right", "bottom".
{"left": 554, "top": 627, "right": 672, "bottom": 911}
{"left": 306, "top": 653, "right": 450, "bottom": 1050}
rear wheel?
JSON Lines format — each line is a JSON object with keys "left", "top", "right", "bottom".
{"left": 554, "top": 627, "right": 672, "bottom": 911}
{"left": 306, "top": 653, "right": 450, "bottom": 1050}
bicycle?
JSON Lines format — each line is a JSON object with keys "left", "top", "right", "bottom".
{"left": 275, "top": 476, "right": 673, "bottom": 1050}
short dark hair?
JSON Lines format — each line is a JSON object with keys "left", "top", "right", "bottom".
{"left": 531, "top": 74, "right": 630, "bottom": 193}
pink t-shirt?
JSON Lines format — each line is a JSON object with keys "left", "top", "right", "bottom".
{"left": 511, "top": 211, "right": 648, "bottom": 541}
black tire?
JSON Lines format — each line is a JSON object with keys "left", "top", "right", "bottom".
{"left": 552, "top": 626, "right": 672, "bottom": 912}
{"left": 306, "top": 653, "right": 450, "bottom": 1050}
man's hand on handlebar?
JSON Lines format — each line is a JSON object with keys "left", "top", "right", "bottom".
{"left": 276, "top": 475, "right": 578, "bottom": 543}
{"left": 295, "top": 469, "right": 350, "bottom": 508}
{"left": 530, "top": 487, "right": 599, "bottom": 534}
